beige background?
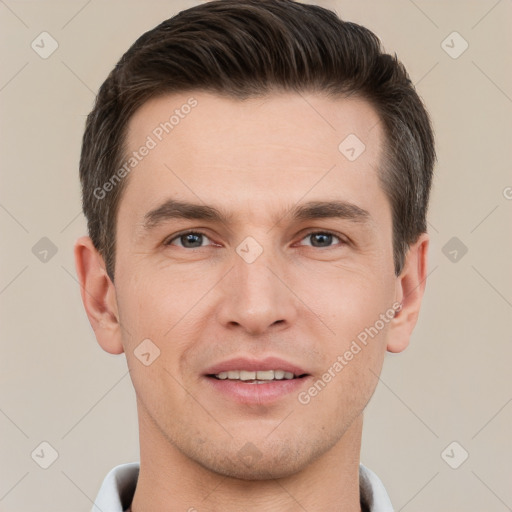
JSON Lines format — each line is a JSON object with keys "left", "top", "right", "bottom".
{"left": 1, "top": 0, "right": 511, "bottom": 510}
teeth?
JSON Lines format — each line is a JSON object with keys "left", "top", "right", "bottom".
{"left": 240, "top": 370, "right": 256, "bottom": 381}
{"left": 213, "top": 370, "right": 299, "bottom": 381}
{"left": 255, "top": 370, "right": 274, "bottom": 380}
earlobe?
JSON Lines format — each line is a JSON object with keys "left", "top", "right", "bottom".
{"left": 74, "top": 236, "right": 124, "bottom": 355}
{"left": 387, "top": 233, "right": 429, "bottom": 353}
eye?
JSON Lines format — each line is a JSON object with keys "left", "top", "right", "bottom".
{"left": 298, "top": 230, "right": 345, "bottom": 248}
{"left": 164, "top": 229, "right": 346, "bottom": 250}
{"left": 164, "top": 230, "right": 213, "bottom": 249}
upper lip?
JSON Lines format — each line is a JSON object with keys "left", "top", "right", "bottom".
{"left": 204, "top": 356, "right": 309, "bottom": 376}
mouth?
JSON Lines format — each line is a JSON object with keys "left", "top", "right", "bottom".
{"left": 207, "top": 369, "right": 309, "bottom": 384}
{"left": 203, "top": 356, "right": 311, "bottom": 404}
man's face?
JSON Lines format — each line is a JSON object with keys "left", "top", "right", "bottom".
{"left": 113, "top": 91, "right": 398, "bottom": 478}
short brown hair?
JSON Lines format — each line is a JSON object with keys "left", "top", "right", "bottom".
{"left": 79, "top": 0, "right": 435, "bottom": 282}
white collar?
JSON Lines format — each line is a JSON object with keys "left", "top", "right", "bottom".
{"left": 91, "top": 462, "right": 394, "bottom": 511}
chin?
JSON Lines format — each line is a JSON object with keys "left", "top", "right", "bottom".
{"left": 187, "top": 434, "right": 331, "bottom": 481}
{"left": 199, "top": 452, "right": 307, "bottom": 481}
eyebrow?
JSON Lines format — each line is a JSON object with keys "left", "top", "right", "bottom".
{"left": 141, "top": 198, "right": 371, "bottom": 231}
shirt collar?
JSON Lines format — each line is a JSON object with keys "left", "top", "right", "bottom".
{"left": 91, "top": 462, "right": 394, "bottom": 512}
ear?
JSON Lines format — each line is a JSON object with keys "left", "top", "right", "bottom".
{"left": 74, "top": 236, "right": 124, "bottom": 354}
{"left": 386, "top": 232, "right": 429, "bottom": 353}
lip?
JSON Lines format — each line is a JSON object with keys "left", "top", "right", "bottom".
{"left": 202, "top": 356, "right": 311, "bottom": 405}
{"left": 204, "top": 375, "right": 312, "bottom": 405}
{"left": 203, "top": 356, "right": 309, "bottom": 377}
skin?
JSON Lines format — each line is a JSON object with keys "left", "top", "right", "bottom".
{"left": 75, "top": 91, "right": 428, "bottom": 512}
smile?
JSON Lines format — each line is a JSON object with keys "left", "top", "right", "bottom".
{"left": 211, "top": 369, "right": 306, "bottom": 382}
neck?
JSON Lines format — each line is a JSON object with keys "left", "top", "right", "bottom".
{"left": 131, "top": 407, "right": 364, "bottom": 512}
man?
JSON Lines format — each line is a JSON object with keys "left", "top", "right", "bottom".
{"left": 74, "top": 0, "right": 435, "bottom": 510}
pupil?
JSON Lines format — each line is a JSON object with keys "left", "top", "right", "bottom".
{"left": 183, "top": 233, "right": 202, "bottom": 248}
{"left": 312, "top": 233, "right": 331, "bottom": 247}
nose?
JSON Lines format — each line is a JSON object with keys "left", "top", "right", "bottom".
{"left": 216, "top": 243, "right": 299, "bottom": 336}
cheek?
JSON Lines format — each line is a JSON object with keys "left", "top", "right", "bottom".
{"left": 300, "top": 265, "right": 395, "bottom": 397}
{"left": 302, "top": 306, "right": 390, "bottom": 421}
{"left": 301, "top": 262, "right": 396, "bottom": 338}
{"left": 116, "top": 271, "right": 197, "bottom": 413}
{"left": 116, "top": 266, "right": 215, "bottom": 394}
{"left": 116, "top": 264, "right": 207, "bottom": 337}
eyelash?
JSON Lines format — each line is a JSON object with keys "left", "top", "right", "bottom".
{"left": 163, "top": 229, "right": 347, "bottom": 249}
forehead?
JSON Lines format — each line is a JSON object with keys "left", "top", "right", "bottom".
{"left": 126, "top": 90, "right": 382, "bottom": 161}
{"left": 119, "top": 91, "right": 387, "bottom": 229}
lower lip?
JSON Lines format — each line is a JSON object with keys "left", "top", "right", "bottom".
{"left": 204, "top": 376, "right": 311, "bottom": 405}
